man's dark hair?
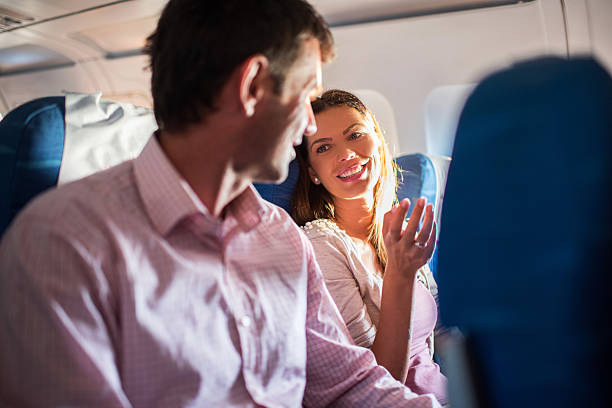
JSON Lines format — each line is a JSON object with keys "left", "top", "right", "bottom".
{"left": 144, "top": 0, "right": 334, "bottom": 133}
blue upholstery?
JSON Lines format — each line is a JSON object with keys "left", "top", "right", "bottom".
{"left": 0, "top": 96, "right": 65, "bottom": 235}
{"left": 395, "top": 154, "right": 437, "bottom": 220}
{"left": 395, "top": 153, "right": 439, "bottom": 276}
{"left": 438, "top": 57, "right": 612, "bottom": 407}
{"left": 253, "top": 159, "right": 300, "bottom": 213}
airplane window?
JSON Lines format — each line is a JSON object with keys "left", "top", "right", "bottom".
{"left": 424, "top": 84, "right": 475, "bottom": 158}
{"left": 351, "top": 89, "right": 400, "bottom": 156}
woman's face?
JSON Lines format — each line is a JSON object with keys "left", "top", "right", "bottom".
{"left": 305, "top": 105, "right": 382, "bottom": 202}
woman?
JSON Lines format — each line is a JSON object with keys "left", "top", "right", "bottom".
{"left": 292, "top": 89, "right": 447, "bottom": 405}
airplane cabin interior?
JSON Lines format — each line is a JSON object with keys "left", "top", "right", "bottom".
{"left": 0, "top": 1, "right": 611, "bottom": 407}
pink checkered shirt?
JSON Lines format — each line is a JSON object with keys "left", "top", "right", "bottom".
{"left": 0, "top": 137, "right": 440, "bottom": 407}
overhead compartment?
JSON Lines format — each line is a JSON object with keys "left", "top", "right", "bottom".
{"left": 0, "top": 44, "right": 73, "bottom": 76}
{"left": 309, "top": 0, "right": 532, "bottom": 26}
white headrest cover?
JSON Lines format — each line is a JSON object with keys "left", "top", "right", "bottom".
{"left": 59, "top": 92, "right": 158, "bottom": 185}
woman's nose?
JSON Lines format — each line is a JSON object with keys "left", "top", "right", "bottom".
{"left": 337, "top": 147, "right": 356, "bottom": 162}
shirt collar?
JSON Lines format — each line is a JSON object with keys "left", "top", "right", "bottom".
{"left": 230, "top": 185, "right": 269, "bottom": 231}
{"left": 133, "top": 136, "right": 269, "bottom": 235}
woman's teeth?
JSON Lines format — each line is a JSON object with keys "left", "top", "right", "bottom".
{"left": 338, "top": 164, "right": 363, "bottom": 178}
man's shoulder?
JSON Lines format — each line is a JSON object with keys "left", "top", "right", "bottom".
{"left": 247, "top": 194, "right": 311, "bottom": 251}
{"left": 257, "top": 199, "right": 303, "bottom": 236}
{"left": 248, "top": 188, "right": 296, "bottom": 227}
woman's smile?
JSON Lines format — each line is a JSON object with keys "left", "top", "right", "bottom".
{"left": 337, "top": 159, "right": 369, "bottom": 181}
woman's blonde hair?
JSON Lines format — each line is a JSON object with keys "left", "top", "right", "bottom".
{"left": 291, "top": 89, "right": 398, "bottom": 270}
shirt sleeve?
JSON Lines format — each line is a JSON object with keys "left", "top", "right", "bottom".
{"left": 307, "top": 230, "right": 377, "bottom": 348}
{"left": 0, "top": 214, "right": 131, "bottom": 407}
{"left": 301, "top": 237, "right": 441, "bottom": 408}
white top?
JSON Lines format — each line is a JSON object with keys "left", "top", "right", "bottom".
{"left": 301, "top": 218, "right": 439, "bottom": 356}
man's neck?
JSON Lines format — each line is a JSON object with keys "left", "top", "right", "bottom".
{"left": 157, "top": 126, "right": 250, "bottom": 219}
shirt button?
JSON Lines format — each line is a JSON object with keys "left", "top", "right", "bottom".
{"left": 239, "top": 316, "right": 252, "bottom": 328}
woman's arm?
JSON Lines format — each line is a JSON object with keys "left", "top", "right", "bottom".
{"left": 370, "top": 198, "right": 436, "bottom": 382}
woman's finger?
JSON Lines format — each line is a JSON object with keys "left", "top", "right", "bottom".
{"left": 415, "top": 203, "right": 434, "bottom": 246}
{"left": 384, "top": 199, "right": 410, "bottom": 242}
{"left": 402, "top": 197, "right": 425, "bottom": 243}
{"left": 423, "top": 222, "right": 437, "bottom": 260}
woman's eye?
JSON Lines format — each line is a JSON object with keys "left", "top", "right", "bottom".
{"left": 316, "top": 144, "right": 330, "bottom": 154}
{"left": 349, "top": 132, "right": 363, "bottom": 140}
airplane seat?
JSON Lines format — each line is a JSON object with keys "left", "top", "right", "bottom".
{"left": 0, "top": 93, "right": 157, "bottom": 236}
{"left": 0, "top": 96, "right": 65, "bottom": 235}
{"left": 437, "top": 56, "right": 612, "bottom": 407}
{"left": 395, "top": 153, "right": 442, "bottom": 277}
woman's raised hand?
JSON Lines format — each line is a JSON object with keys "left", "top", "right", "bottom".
{"left": 382, "top": 198, "right": 436, "bottom": 279}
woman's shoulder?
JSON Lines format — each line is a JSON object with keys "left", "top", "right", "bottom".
{"left": 301, "top": 218, "right": 356, "bottom": 251}
{"left": 301, "top": 218, "right": 349, "bottom": 241}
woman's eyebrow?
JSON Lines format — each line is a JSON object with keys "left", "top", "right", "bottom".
{"left": 310, "top": 137, "right": 332, "bottom": 150}
{"left": 342, "top": 122, "right": 364, "bottom": 135}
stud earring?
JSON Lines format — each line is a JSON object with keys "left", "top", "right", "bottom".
{"left": 314, "top": 177, "right": 320, "bottom": 184}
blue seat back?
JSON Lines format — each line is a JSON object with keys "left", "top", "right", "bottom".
{"left": 0, "top": 96, "right": 66, "bottom": 235}
{"left": 438, "top": 56, "right": 612, "bottom": 407}
{"left": 253, "top": 159, "right": 301, "bottom": 212}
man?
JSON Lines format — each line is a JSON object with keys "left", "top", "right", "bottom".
{"left": 0, "top": 0, "right": 441, "bottom": 406}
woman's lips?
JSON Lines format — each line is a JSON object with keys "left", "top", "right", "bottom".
{"left": 337, "top": 160, "right": 368, "bottom": 181}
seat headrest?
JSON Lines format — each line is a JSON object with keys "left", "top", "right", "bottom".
{"left": 396, "top": 153, "right": 438, "bottom": 215}
{"left": 0, "top": 93, "right": 157, "bottom": 235}
{"left": 61, "top": 92, "right": 156, "bottom": 184}
{"left": 396, "top": 153, "right": 449, "bottom": 278}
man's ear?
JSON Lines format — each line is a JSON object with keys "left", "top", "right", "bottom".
{"left": 238, "top": 55, "right": 270, "bottom": 117}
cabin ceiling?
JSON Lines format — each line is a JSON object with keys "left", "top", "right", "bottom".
{"left": 0, "top": 0, "right": 521, "bottom": 33}
{"left": 0, "top": 0, "right": 524, "bottom": 75}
